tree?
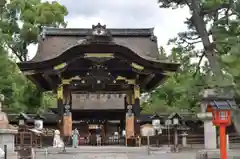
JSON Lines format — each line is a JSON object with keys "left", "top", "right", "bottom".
{"left": 156, "top": 0, "right": 240, "bottom": 133}
{"left": 1, "top": 0, "right": 68, "bottom": 61}
{"left": 142, "top": 46, "right": 204, "bottom": 113}
{"left": 158, "top": 0, "right": 239, "bottom": 86}
{"left": 0, "top": 0, "right": 68, "bottom": 112}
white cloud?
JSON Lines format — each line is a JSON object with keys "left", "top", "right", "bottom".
{"left": 29, "top": 0, "right": 190, "bottom": 59}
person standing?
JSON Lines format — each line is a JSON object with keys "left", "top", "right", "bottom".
{"left": 72, "top": 128, "right": 79, "bottom": 148}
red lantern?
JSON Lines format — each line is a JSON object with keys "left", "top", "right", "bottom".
{"left": 206, "top": 100, "right": 233, "bottom": 159}
{"left": 207, "top": 104, "right": 231, "bottom": 126}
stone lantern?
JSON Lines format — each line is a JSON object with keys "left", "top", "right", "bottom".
{"left": 168, "top": 112, "right": 182, "bottom": 152}
{"left": 151, "top": 113, "right": 161, "bottom": 135}
{"left": 151, "top": 113, "right": 162, "bottom": 147}
{"left": 0, "top": 93, "right": 18, "bottom": 159}
{"left": 197, "top": 88, "right": 237, "bottom": 159}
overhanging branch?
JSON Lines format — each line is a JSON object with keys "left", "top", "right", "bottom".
{"left": 193, "top": 52, "right": 205, "bottom": 78}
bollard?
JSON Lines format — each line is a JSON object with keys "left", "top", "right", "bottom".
{"left": 147, "top": 135, "right": 150, "bottom": 155}
{"left": 4, "top": 145, "right": 7, "bottom": 159}
{"left": 45, "top": 148, "right": 48, "bottom": 159}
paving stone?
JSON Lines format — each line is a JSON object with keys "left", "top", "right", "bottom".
{"left": 34, "top": 147, "right": 199, "bottom": 159}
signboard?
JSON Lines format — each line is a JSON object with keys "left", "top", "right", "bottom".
{"left": 89, "top": 124, "right": 102, "bottom": 129}
{"left": 71, "top": 93, "right": 125, "bottom": 110}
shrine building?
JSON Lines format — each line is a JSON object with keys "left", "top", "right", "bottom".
{"left": 17, "top": 23, "right": 179, "bottom": 145}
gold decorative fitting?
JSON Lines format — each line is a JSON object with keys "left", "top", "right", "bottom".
{"left": 116, "top": 76, "right": 126, "bottom": 80}
{"left": 131, "top": 62, "right": 144, "bottom": 70}
{"left": 62, "top": 79, "right": 72, "bottom": 85}
{"left": 57, "top": 86, "right": 63, "bottom": 99}
{"left": 54, "top": 62, "right": 67, "bottom": 70}
{"left": 72, "top": 76, "right": 81, "bottom": 80}
{"left": 134, "top": 85, "right": 140, "bottom": 98}
{"left": 116, "top": 76, "right": 135, "bottom": 84}
{"left": 126, "top": 93, "right": 132, "bottom": 104}
{"left": 127, "top": 80, "right": 135, "bottom": 85}
{"left": 84, "top": 53, "right": 114, "bottom": 58}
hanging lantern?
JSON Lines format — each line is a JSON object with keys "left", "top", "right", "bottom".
{"left": 34, "top": 114, "right": 44, "bottom": 130}
{"left": 151, "top": 113, "right": 161, "bottom": 130}
{"left": 17, "top": 114, "right": 26, "bottom": 127}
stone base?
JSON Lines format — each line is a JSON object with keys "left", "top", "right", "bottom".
{"left": 196, "top": 149, "right": 240, "bottom": 159}
{"left": 0, "top": 152, "right": 18, "bottom": 159}
{"left": 0, "top": 129, "right": 17, "bottom": 154}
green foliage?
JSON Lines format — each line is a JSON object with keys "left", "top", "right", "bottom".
{"left": 0, "top": 0, "right": 67, "bottom": 113}
{"left": 1, "top": 0, "right": 68, "bottom": 61}
{"left": 145, "top": 0, "right": 240, "bottom": 116}
{"left": 142, "top": 46, "right": 203, "bottom": 114}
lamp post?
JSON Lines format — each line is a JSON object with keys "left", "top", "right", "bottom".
{"left": 172, "top": 117, "right": 179, "bottom": 152}
{"left": 168, "top": 113, "right": 181, "bottom": 152}
{"left": 151, "top": 113, "right": 161, "bottom": 147}
{"left": 165, "top": 119, "right": 172, "bottom": 147}
{"left": 207, "top": 103, "right": 232, "bottom": 159}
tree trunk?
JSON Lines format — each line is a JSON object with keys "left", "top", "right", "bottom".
{"left": 190, "top": 0, "right": 240, "bottom": 134}
{"left": 191, "top": 0, "right": 223, "bottom": 82}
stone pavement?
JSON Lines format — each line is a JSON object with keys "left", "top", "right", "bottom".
{"left": 37, "top": 152, "right": 197, "bottom": 159}
{"left": 35, "top": 146, "right": 197, "bottom": 159}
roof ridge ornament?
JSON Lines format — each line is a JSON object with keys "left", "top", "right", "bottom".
{"left": 92, "top": 23, "right": 108, "bottom": 36}
{"left": 80, "top": 23, "right": 114, "bottom": 44}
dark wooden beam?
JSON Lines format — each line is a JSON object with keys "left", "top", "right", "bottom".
{"left": 42, "top": 74, "right": 57, "bottom": 89}
{"left": 145, "top": 74, "right": 166, "bottom": 91}
{"left": 141, "top": 74, "right": 155, "bottom": 88}
{"left": 26, "top": 74, "right": 48, "bottom": 91}
{"left": 69, "top": 84, "right": 131, "bottom": 92}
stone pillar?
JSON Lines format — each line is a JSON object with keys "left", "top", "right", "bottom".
{"left": 181, "top": 132, "right": 188, "bottom": 147}
{"left": 197, "top": 112, "right": 217, "bottom": 149}
{"left": 226, "top": 134, "right": 229, "bottom": 150}
{"left": 173, "top": 126, "right": 179, "bottom": 152}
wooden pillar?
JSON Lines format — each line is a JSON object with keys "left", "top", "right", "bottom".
{"left": 125, "top": 91, "right": 133, "bottom": 145}
{"left": 133, "top": 85, "right": 140, "bottom": 136}
{"left": 57, "top": 85, "right": 63, "bottom": 131}
{"left": 57, "top": 80, "right": 72, "bottom": 137}
{"left": 125, "top": 87, "right": 137, "bottom": 146}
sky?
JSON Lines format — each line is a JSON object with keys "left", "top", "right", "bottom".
{"left": 28, "top": 0, "right": 190, "bottom": 59}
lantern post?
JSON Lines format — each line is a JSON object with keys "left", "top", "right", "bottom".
{"left": 168, "top": 112, "right": 181, "bottom": 152}
{"left": 207, "top": 101, "right": 232, "bottom": 159}
{"left": 151, "top": 113, "right": 161, "bottom": 147}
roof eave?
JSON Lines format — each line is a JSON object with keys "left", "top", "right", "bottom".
{"left": 42, "top": 27, "right": 155, "bottom": 37}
